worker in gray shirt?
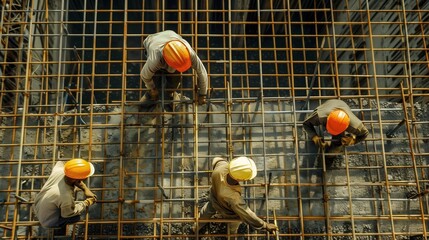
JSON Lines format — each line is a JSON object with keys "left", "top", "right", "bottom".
{"left": 34, "top": 159, "right": 97, "bottom": 235}
{"left": 140, "top": 30, "right": 208, "bottom": 105}
{"left": 303, "top": 99, "right": 369, "bottom": 165}
{"left": 194, "top": 156, "right": 278, "bottom": 235}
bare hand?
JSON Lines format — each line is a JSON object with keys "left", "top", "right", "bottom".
{"left": 198, "top": 95, "right": 207, "bottom": 105}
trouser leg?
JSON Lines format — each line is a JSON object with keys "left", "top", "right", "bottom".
{"left": 54, "top": 215, "right": 80, "bottom": 235}
{"left": 195, "top": 201, "right": 216, "bottom": 233}
{"left": 228, "top": 221, "right": 241, "bottom": 234}
{"left": 153, "top": 72, "right": 181, "bottom": 99}
{"left": 165, "top": 74, "right": 181, "bottom": 97}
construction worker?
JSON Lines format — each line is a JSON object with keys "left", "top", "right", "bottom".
{"left": 34, "top": 159, "right": 97, "bottom": 235}
{"left": 194, "top": 156, "right": 278, "bottom": 235}
{"left": 140, "top": 30, "right": 208, "bottom": 106}
{"left": 303, "top": 99, "right": 369, "bottom": 166}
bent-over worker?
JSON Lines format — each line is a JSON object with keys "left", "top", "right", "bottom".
{"left": 303, "top": 99, "right": 369, "bottom": 165}
{"left": 140, "top": 30, "right": 208, "bottom": 105}
{"left": 195, "top": 156, "right": 278, "bottom": 234}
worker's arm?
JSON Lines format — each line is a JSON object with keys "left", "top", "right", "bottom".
{"left": 60, "top": 198, "right": 94, "bottom": 218}
{"left": 350, "top": 123, "right": 369, "bottom": 144}
{"left": 190, "top": 53, "right": 208, "bottom": 96}
{"left": 302, "top": 111, "right": 321, "bottom": 139}
{"left": 228, "top": 197, "right": 266, "bottom": 230}
{"left": 140, "top": 55, "right": 162, "bottom": 90}
{"left": 229, "top": 198, "right": 277, "bottom": 232}
{"left": 75, "top": 181, "right": 97, "bottom": 199}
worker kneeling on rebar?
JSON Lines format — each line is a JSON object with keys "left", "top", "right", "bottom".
{"left": 303, "top": 99, "right": 369, "bottom": 167}
{"left": 194, "top": 156, "right": 278, "bottom": 235}
{"left": 140, "top": 30, "right": 208, "bottom": 107}
{"left": 34, "top": 159, "right": 97, "bottom": 235}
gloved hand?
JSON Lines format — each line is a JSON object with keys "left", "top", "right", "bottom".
{"left": 149, "top": 88, "right": 159, "bottom": 101}
{"left": 265, "top": 223, "right": 278, "bottom": 234}
{"left": 341, "top": 135, "right": 356, "bottom": 146}
{"left": 198, "top": 94, "right": 207, "bottom": 105}
{"left": 312, "top": 135, "right": 328, "bottom": 148}
{"left": 84, "top": 197, "right": 96, "bottom": 206}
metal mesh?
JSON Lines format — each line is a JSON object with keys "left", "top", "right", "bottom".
{"left": 0, "top": 0, "right": 428, "bottom": 239}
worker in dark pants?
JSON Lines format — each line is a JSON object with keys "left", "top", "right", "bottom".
{"left": 140, "top": 30, "right": 208, "bottom": 107}
{"left": 303, "top": 99, "right": 369, "bottom": 167}
{"left": 34, "top": 159, "right": 97, "bottom": 235}
{"left": 194, "top": 156, "right": 278, "bottom": 235}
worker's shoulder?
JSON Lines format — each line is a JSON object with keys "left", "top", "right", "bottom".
{"left": 323, "top": 99, "right": 346, "bottom": 105}
{"left": 54, "top": 161, "right": 66, "bottom": 168}
{"left": 322, "top": 99, "right": 350, "bottom": 109}
{"left": 151, "top": 30, "right": 180, "bottom": 38}
{"left": 212, "top": 157, "right": 227, "bottom": 168}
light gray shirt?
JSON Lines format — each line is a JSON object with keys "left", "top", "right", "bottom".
{"left": 34, "top": 161, "right": 88, "bottom": 227}
{"left": 140, "top": 30, "right": 208, "bottom": 95}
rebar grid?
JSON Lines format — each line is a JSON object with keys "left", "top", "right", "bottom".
{"left": 0, "top": 0, "right": 428, "bottom": 239}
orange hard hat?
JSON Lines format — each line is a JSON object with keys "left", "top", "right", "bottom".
{"left": 64, "top": 158, "right": 95, "bottom": 180}
{"left": 162, "top": 40, "right": 191, "bottom": 72}
{"left": 326, "top": 109, "right": 350, "bottom": 135}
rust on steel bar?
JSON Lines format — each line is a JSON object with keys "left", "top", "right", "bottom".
{"left": 400, "top": 81, "right": 427, "bottom": 237}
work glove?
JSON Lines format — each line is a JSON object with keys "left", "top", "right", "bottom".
{"left": 341, "top": 135, "right": 356, "bottom": 146}
{"left": 312, "top": 135, "right": 328, "bottom": 148}
{"left": 84, "top": 197, "right": 96, "bottom": 207}
{"left": 198, "top": 94, "right": 207, "bottom": 105}
{"left": 149, "top": 88, "right": 159, "bottom": 101}
{"left": 265, "top": 223, "right": 278, "bottom": 234}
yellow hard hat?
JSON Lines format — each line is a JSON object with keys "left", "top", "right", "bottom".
{"left": 229, "top": 156, "right": 257, "bottom": 181}
{"left": 64, "top": 158, "right": 95, "bottom": 180}
{"left": 326, "top": 109, "right": 350, "bottom": 135}
{"left": 162, "top": 40, "right": 191, "bottom": 72}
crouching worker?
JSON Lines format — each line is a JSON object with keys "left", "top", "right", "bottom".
{"left": 194, "top": 156, "right": 278, "bottom": 235}
{"left": 34, "top": 159, "right": 97, "bottom": 235}
{"left": 303, "top": 99, "right": 369, "bottom": 166}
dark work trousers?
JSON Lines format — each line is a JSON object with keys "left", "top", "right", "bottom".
{"left": 152, "top": 70, "right": 181, "bottom": 101}
{"left": 53, "top": 215, "right": 80, "bottom": 235}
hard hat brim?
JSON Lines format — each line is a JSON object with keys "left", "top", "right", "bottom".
{"left": 89, "top": 163, "right": 95, "bottom": 177}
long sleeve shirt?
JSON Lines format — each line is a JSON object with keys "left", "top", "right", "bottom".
{"left": 34, "top": 161, "right": 88, "bottom": 227}
{"left": 209, "top": 158, "right": 266, "bottom": 229}
{"left": 140, "top": 30, "right": 208, "bottom": 96}
{"left": 303, "top": 99, "right": 369, "bottom": 143}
